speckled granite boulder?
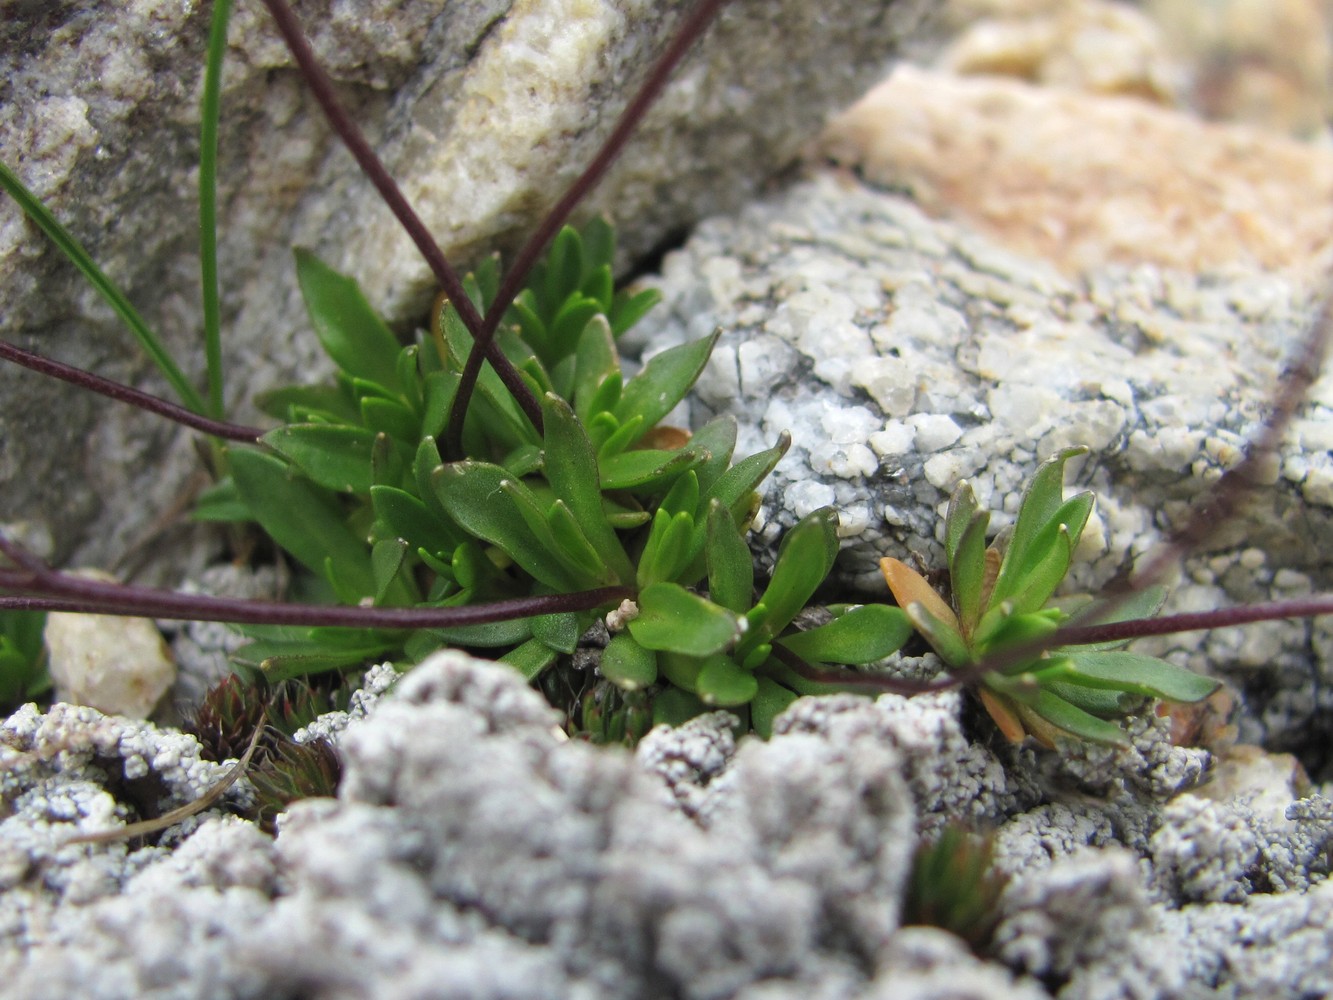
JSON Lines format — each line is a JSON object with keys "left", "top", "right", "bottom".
{"left": 0, "top": 0, "right": 940, "bottom": 569}
{"left": 633, "top": 166, "right": 1333, "bottom": 759}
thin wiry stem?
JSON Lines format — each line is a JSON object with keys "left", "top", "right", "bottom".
{"left": 1055, "top": 597, "right": 1333, "bottom": 646}
{"left": 444, "top": 0, "right": 732, "bottom": 458}
{"left": 258, "top": 0, "right": 542, "bottom": 431}
{"left": 0, "top": 551, "right": 631, "bottom": 628}
{"left": 1131, "top": 286, "right": 1332, "bottom": 591}
{"left": 0, "top": 340, "right": 261, "bottom": 442}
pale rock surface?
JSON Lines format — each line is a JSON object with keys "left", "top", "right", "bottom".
{"left": 3, "top": 650, "right": 1333, "bottom": 997}
{"left": 634, "top": 163, "right": 1333, "bottom": 758}
{"left": 822, "top": 65, "right": 1333, "bottom": 278}
{"left": 44, "top": 570, "right": 175, "bottom": 718}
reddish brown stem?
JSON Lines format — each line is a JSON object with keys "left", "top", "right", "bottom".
{"left": 444, "top": 0, "right": 732, "bottom": 458}
{"left": 0, "top": 340, "right": 261, "bottom": 442}
{"left": 771, "top": 642, "right": 963, "bottom": 697}
{"left": 0, "top": 555, "right": 630, "bottom": 629}
{"left": 258, "top": 0, "right": 542, "bottom": 432}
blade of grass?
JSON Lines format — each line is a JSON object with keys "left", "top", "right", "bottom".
{"left": 0, "top": 161, "right": 206, "bottom": 414}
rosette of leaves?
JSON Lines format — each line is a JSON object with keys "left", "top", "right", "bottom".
{"left": 599, "top": 504, "right": 913, "bottom": 737}
{"left": 881, "top": 448, "right": 1220, "bottom": 747}
{"left": 189, "top": 218, "right": 807, "bottom": 696}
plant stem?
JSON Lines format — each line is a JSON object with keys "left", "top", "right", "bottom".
{"left": 258, "top": 0, "right": 542, "bottom": 433}
{"left": 0, "top": 340, "right": 261, "bottom": 442}
{"left": 0, "top": 341, "right": 262, "bottom": 442}
{"left": 444, "top": 0, "right": 732, "bottom": 459}
{"left": 0, "top": 547, "right": 631, "bottom": 628}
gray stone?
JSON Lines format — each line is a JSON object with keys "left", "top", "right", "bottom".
{"left": 0, "top": 0, "right": 940, "bottom": 571}
{"left": 634, "top": 169, "right": 1333, "bottom": 755}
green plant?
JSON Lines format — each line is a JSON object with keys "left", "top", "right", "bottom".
{"left": 1, "top": 0, "right": 1329, "bottom": 768}
{"left": 881, "top": 448, "right": 1221, "bottom": 747}
{"left": 903, "top": 824, "right": 1007, "bottom": 953}
{"left": 0, "top": 609, "right": 48, "bottom": 708}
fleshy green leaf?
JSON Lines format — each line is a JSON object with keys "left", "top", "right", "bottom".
{"left": 501, "top": 637, "right": 559, "bottom": 681}
{"left": 610, "top": 287, "right": 662, "bottom": 337}
{"left": 629, "top": 583, "right": 741, "bottom": 656}
{"left": 191, "top": 476, "right": 252, "bottom": 522}
{"left": 751, "top": 677, "right": 799, "bottom": 738}
{"left": 262, "top": 424, "right": 377, "bottom": 494}
{"left": 601, "top": 633, "right": 659, "bottom": 691}
{"left": 432, "top": 461, "right": 583, "bottom": 591}
{"left": 599, "top": 447, "right": 703, "bottom": 492}
{"left": 1020, "top": 689, "right": 1130, "bottom": 747}
{"left": 613, "top": 332, "right": 721, "bottom": 440}
{"left": 776, "top": 604, "right": 912, "bottom": 665}
{"left": 696, "top": 654, "right": 759, "bottom": 707}
{"left": 1062, "top": 585, "right": 1169, "bottom": 651}
{"left": 229, "top": 447, "right": 376, "bottom": 600}
{"left": 950, "top": 507, "right": 990, "bottom": 634}
{"left": 706, "top": 500, "right": 754, "bottom": 615}
{"left": 371, "top": 485, "right": 460, "bottom": 556}
{"left": 572, "top": 316, "right": 620, "bottom": 424}
{"left": 992, "top": 448, "right": 1086, "bottom": 604}
{"left": 529, "top": 612, "right": 582, "bottom": 654}
{"left": 736, "top": 507, "right": 839, "bottom": 660}
{"left": 1042, "top": 651, "right": 1221, "bottom": 703}
{"left": 540, "top": 393, "right": 632, "bottom": 581}
{"left": 294, "top": 248, "right": 402, "bottom": 392}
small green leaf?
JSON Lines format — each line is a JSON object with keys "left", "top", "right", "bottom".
{"left": 992, "top": 448, "right": 1086, "bottom": 602}
{"left": 696, "top": 654, "right": 759, "bottom": 707}
{"left": 191, "top": 476, "right": 253, "bottom": 522}
{"left": 601, "top": 633, "right": 659, "bottom": 691}
{"left": 599, "top": 447, "right": 703, "bottom": 492}
{"left": 777, "top": 604, "right": 912, "bottom": 665}
{"left": 371, "top": 538, "right": 409, "bottom": 604}
{"left": 543, "top": 225, "right": 584, "bottom": 315}
{"left": 529, "top": 612, "right": 582, "bottom": 654}
{"left": 262, "top": 424, "right": 377, "bottom": 494}
{"left": 737, "top": 507, "right": 839, "bottom": 659}
{"left": 501, "top": 637, "right": 559, "bottom": 682}
{"left": 547, "top": 297, "right": 602, "bottom": 365}
{"left": 652, "top": 686, "right": 708, "bottom": 728}
{"left": 1021, "top": 689, "right": 1130, "bottom": 747}
{"left": 1044, "top": 651, "right": 1221, "bottom": 703}
{"left": 629, "top": 583, "right": 741, "bottom": 656}
{"left": 950, "top": 508, "right": 990, "bottom": 634}
{"left": 546, "top": 499, "right": 611, "bottom": 582}
{"left": 689, "top": 416, "right": 738, "bottom": 494}
{"left": 636, "top": 508, "right": 695, "bottom": 588}
{"left": 905, "top": 600, "right": 973, "bottom": 669}
{"left": 572, "top": 316, "right": 620, "bottom": 423}
{"left": 294, "top": 248, "right": 402, "bottom": 392}
{"left": 540, "top": 394, "right": 632, "bottom": 581}
{"left": 610, "top": 287, "right": 662, "bottom": 337}
{"left": 361, "top": 395, "right": 419, "bottom": 443}
{"left": 432, "top": 461, "right": 583, "bottom": 591}
{"left": 371, "top": 485, "right": 460, "bottom": 556}
{"left": 1000, "top": 526, "right": 1073, "bottom": 616}
{"left": 750, "top": 677, "right": 799, "bottom": 738}
{"left": 229, "top": 447, "right": 376, "bottom": 599}
{"left": 614, "top": 331, "right": 721, "bottom": 439}
{"left": 945, "top": 481, "right": 980, "bottom": 566}
{"left": 706, "top": 500, "right": 754, "bottom": 614}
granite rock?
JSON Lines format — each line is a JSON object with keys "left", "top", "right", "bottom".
{"left": 633, "top": 163, "right": 1333, "bottom": 760}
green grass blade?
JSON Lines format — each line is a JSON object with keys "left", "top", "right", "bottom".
{"left": 0, "top": 160, "right": 205, "bottom": 413}
{"left": 198, "top": 0, "right": 233, "bottom": 418}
